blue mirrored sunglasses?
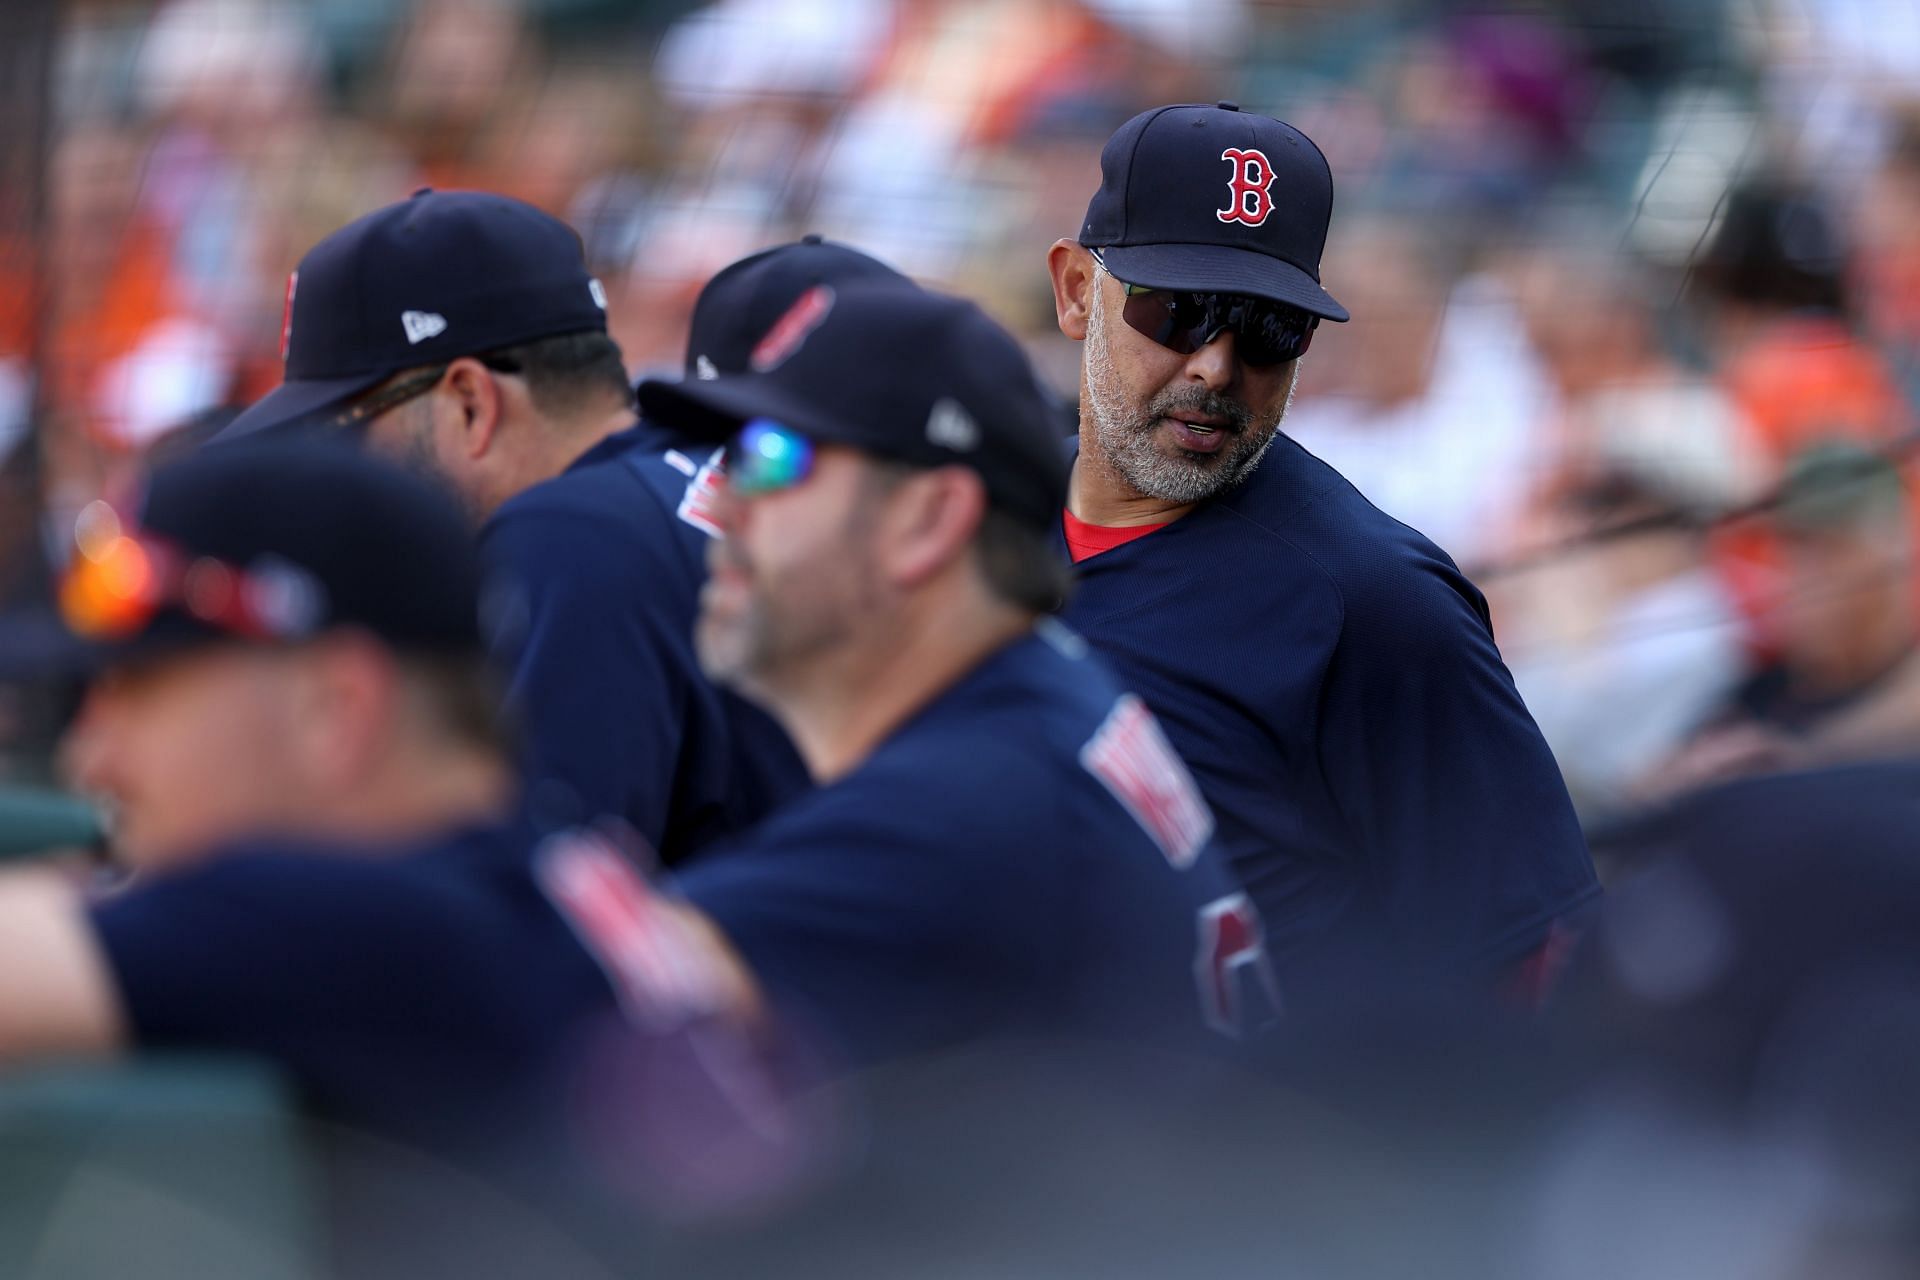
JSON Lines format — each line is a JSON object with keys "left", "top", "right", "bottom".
{"left": 726, "top": 419, "right": 816, "bottom": 496}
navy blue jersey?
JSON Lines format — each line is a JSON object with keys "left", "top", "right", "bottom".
{"left": 1058, "top": 435, "right": 1597, "bottom": 1002}
{"left": 676, "top": 623, "right": 1274, "bottom": 1068}
{"left": 86, "top": 816, "right": 661, "bottom": 1162}
{"left": 481, "top": 425, "right": 809, "bottom": 860}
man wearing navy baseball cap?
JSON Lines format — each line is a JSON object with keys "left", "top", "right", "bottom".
{"left": 0, "top": 444, "right": 762, "bottom": 1185}
{"left": 219, "top": 191, "right": 826, "bottom": 864}
{"left": 219, "top": 188, "right": 618, "bottom": 457}
{"left": 1045, "top": 104, "right": 1596, "bottom": 1012}
{"left": 633, "top": 283, "right": 1279, "bottom": 1069}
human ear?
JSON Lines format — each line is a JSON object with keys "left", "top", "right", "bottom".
{"left": 1047, "top": 239, "right": 1095, "bottom": 342}
{"left": 441, "top": 357, "right": 505, "bottom": 461}
{"left": 879, "top": 467, "right": 988, "bottom": 589}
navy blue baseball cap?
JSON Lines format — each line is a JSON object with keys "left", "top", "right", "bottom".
{"left": 1080, "top": 102, "right": 1349, "bottom": 322}
{"left": 0, "top": 443, "right": 487, "bottom": 678}
{"left": 637, "top": 283, "right": 1069, "bottom": 530}
{"left": 683, "top": 235, "right": 909, "bottom": 381}
{"left": 218, "top": 189, "right": 610, "bottom": 441}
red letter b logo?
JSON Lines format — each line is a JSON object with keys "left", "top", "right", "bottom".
{"left": 1217, "top": 148, "right": 1276, "bottom": 227}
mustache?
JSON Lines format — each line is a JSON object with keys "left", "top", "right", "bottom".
{"left": 1145, "top": 389, "right": 1253, "bottom": 433}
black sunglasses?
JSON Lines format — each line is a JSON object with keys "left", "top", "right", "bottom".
{"left": 328, "top": 353, "right": 525, "bottom": 431}
{"left": 1089, "top": 248, "right": 1317, "bottom": 368}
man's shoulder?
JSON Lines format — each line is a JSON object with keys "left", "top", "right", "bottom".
{"left": 1217, "top": 436, "right": 1491, "bottom": 631}
{"left": 491, "top": 427, "right": 681, "bottom": 531}
{"left": 1222, "top": 436, "right": 1448, "bottom": 559}
{"left": 482, "top": 429, "right": 709, "bottom": 586}
{"left": 896, "top": 624, "right": 1140, "bottom": 757}
{"left": 877, "top": 627, "right": 1213, "bottom": 852}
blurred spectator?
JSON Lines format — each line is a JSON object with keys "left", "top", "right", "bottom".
{"left": 41, "top": 124, "right": 202, "bottom": 453}
{"left": 1500, "top": 470, "right": 1748, "bottom": 821}
{"left": 1487, "top": 242, "right": 1766, "bottom": 819}
{"left": 1283, "top": 217, "right": 1550, "bottom": 568}
{"left": 1749, "top": 444, "right": 1916, "bottom": 730}
{"left": 1651, "top": 442, "right": 1920, "bottom": 796}
{"left": 1850, "top": 104, "right": 1920, "bottom": 390}
{"left": 1507, "top": 241, "right": 1765, "bottom": 526}
{"left": 1376, "top": 15, "right": 1599, "bottom": 217}
{"left": 378, "top": 0, "right": 537, "bottom": 192}
{"left": 1694, "top": 177, "right": 1907, "bottom": 464}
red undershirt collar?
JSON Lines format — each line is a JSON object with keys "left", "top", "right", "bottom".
{"left": 1062, "top": 508, "right": 1173, "bottom": 563}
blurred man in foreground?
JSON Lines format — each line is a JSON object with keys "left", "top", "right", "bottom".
{"left": 638, "top": 283, "right": 1276, "bottom": 1068}
{"left": 0, "top": 444, "right": 758, "bottom": 1181}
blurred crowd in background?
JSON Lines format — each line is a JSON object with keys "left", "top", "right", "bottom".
{"left": 4, "top": 0, "right": 1920, "bottom": 827}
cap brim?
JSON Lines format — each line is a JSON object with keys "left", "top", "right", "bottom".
{"left": 1094, "top": 243, "right": 1349, "bottom": 321}
{"left": 211, "top": 372, "right": 389, "bottom": 444}
{"left": 0, "top": 607, "right": 223, "bottom": 682}
{"left": 0, "top": 608, "right": 104, "bottom": 680}
{"left": 635, "top": 374, "right": 854, "bottom": 448}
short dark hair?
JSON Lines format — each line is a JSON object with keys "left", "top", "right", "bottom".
{"left": 486, "top": 330, "right": 632, "bottom": 420}
{"left": 974, "top": 506, "right": 1072, "bottom": 615}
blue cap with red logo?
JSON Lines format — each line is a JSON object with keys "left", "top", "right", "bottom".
{"left": 217, "top": 189, "right": 610, "bottom": 442}
{"left": 638, "top": 283, "right": 1069, "bottom": 531}
{"left": 683, "top": 235, "right": 909, "bottom": 381}
{"left": 1079, "top": 102, "right": 1349, "bottom": 322}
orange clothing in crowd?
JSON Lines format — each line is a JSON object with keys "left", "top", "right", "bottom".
{"left": 43, "top": 221, "right": 189, "bottom": 444}
{"left": 1713, "top": 314, "right": 1920, "bottom": 655}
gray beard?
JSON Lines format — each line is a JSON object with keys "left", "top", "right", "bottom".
{"left": 1083, "top": 283, "right": 1295, "bottom": 505}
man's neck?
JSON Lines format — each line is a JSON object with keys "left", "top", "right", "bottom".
{"left": 534, "top": 405, "right": 635, "bottom": 485}
{"left": 771, "top": 597, "right": 1033, "bottom": 784}
{"left": 482, "top": 405, "right": 635, "bottom": 517}
{"left": 1067, "top": 438, "right": 1198, "bottom": 527}
{"left": 312, "top": 745, "right": 515, "bottom": 852}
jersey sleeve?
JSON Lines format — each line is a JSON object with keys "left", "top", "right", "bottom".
{"left": 1315, "top": 557, "right": 1599, "bottom": 968}
{"left": 480, "top": 496, "right": 695, "bottom": 844}
{"left": 87, "top": 855, "right": 501, "bottom": 1061}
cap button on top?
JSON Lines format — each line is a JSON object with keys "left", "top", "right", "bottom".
{"left": 801, "top": 233, "right": 823, "bottom": 244}
{"left": 1216, "top": 100, "right": 1240, "bottom": 112}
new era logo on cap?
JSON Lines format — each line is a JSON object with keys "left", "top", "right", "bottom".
{"left": 402, "top": 310, "right": 449, "bottom": 345}
{"left": 926, "top": 398, "right": 979, "bottom": 452}
{"left": 280, "top": 271, "right": 299, "bottom": 362}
